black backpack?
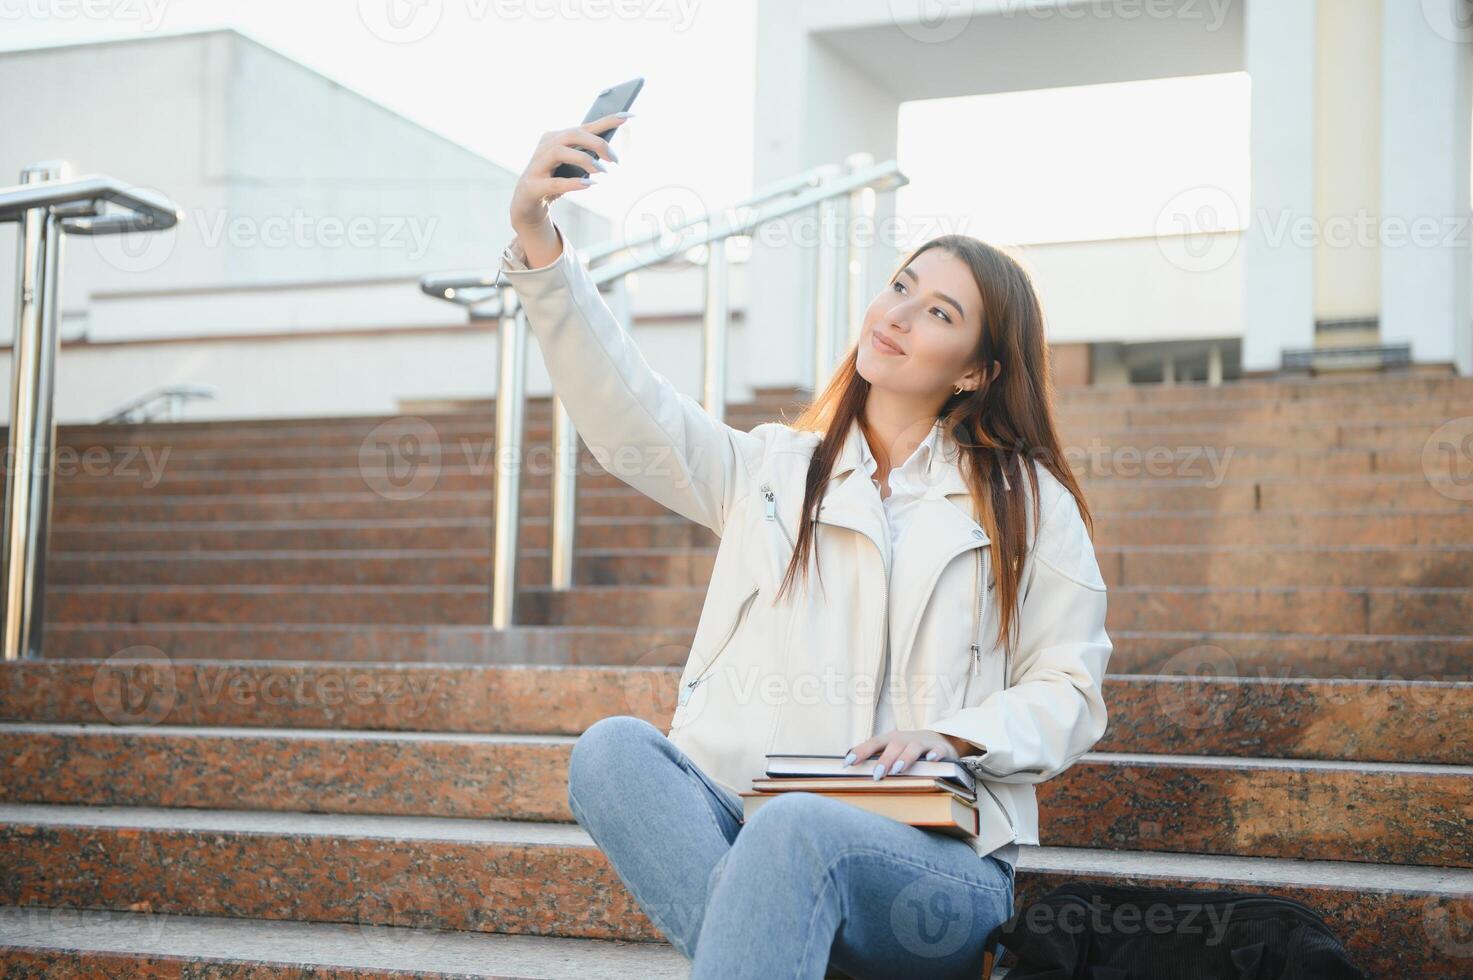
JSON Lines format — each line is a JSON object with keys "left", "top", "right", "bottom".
{"left": 982, "top": 882, "right": 1368, "bottom": 980}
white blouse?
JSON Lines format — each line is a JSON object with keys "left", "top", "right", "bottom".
{"left": 857, "top": 418, "right": 1019, "bottom": 870}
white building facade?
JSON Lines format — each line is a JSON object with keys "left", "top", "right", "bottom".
{"left": 1, "top": 4, "right": 1468, "bottom": 423}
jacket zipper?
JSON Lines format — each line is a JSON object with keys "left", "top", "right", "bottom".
{"left": 961, "top": 547, "right": 990, "bottom": 704}
{"left": 678, "top": 582, "right": 761, "bottom": 708}
{"left": 760, "top": 482, "right": 796, "bottom": 553}
{"left": 979, "top": 780, "right": 1014, "bottom": 832}
{"left": 807, "top": 502, "right": 889, "bottom": 733}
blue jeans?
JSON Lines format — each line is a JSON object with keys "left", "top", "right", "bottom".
{"left": 567, "top": 715, "right": 1016, "bottom": 979}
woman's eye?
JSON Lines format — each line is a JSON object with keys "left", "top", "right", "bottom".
{"left": 891, "top": 282, "right": 950, "bottom": 323}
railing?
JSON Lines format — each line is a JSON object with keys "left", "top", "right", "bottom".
{"left": 422, "top": 153, "right": 907, "bottom": 628}
{"left": 102, "top": 384, "right": 217, "bottom": 424}
{"left": 1282, "top": 343, "right": 1412, "bottom": 373}
{"left": 0, "top": 162, "right": 180, "bottom": 661}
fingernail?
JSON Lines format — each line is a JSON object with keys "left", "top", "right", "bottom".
{"left": 609, "top": 150, "right": 620, "bottom": 163}
{"left": 843, "top": 752, "right": 856, "bottom": 767}
{"left": 925, "top": 750, "right": 939, "bottom": 761}
{"left": 891, "top": 759, "right": 906, "bottom": 774}
{"left": 592, "top": 159, "right": 608, "bottom": 172}
{"left": 872, "top": 763, "right": 885, "bottom": 781}
{"left": 615, "top": 111, "right": 636, "bottom": 118}
{"left": 579, "top": 177, "right": 593, "bottom": 185}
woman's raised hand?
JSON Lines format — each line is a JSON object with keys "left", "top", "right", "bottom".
{"left": 508, "top": 112, "right": 631, "bottom": 234}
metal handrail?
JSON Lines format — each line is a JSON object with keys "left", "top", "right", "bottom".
{"left": 101, "top": 384, "right": 217, "bottom": 424}
{"left": 1, "top": 162, "right": 180, "bottom": 661}
{"left": 0, "top": 174, "right": 180, "bottom": 233}
{"left": 420, "top": 154, "right": 907, "bottom": 629}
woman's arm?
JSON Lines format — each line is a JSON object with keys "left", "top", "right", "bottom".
{"left": 496, "top": 113, "right": 766, "bottom": 536}
{"left": 927, "top": 484, "right": 1113, "bottom": 783}
{"left": 499, "top": 217, "right": 764, "bottom": 536}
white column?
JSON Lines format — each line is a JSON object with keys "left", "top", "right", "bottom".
{"left": 1243, "top": 0, "right": 1319, "bottom": 374}
{"left": 1380, "top": 0, "right": 1473, "bottom": 375}
{"left": 750, "top": 0, "right": 902, "bottom": 396}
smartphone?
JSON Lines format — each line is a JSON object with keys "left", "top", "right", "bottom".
{"left": 553, "top": 77, "right": 644, "bottom": 179}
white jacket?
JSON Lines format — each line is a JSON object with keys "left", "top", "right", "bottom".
{"left": 499, "top": 220, "right": 1113, "bottom": 862}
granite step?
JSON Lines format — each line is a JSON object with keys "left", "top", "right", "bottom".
{"left": 34, "top": 622, "right": 699, "bottom": 665}
{"left": 37, "top": 581, "right": 1473, "bottom": 633}
{"left": 47, "top": 507, "right": 1473, "bottom": 553}
{"left": 0, "top": 803, "right": 1461, "bottom": 977}
{"left": 0, "top": 906, "right": 690, "bottom": 979}
{"left": 14, "top": 442, "right": 1453, "bottom": 483}
{"left": 3, "top": 661, "right": 1467, "bottom": 764}
{"left": 39, "top": 542, "right": 1473, "bottom": 590}
{"left": 50, "top": 515, "right": 712, "bottom": 553}
{"left": 1049, "top": 373, "right": 1473, "bottom": 405}
{"left": 29, "top": 622, "right": 1473, "bottom": 679}
{"left": 42, "top": 482, "right": 1473, "bottom": 532}
{"left": 1104, "top": 630, "right": 1473, "bottom": 679}
{"left": 1, "top": 725, "right": 1466, "bottom": 868}
{"left": 20, "top": 400, "right": 1471, "bottom": 460}
{"left": 19, "top": 415, "right": 1471, "bottom": 490}
{"left": 521, "top": 583, "right": 1473, "bottom": 636}
{"left": 1092, "top": 508, "right": 1473, "bottom": 548}
{"left": 39, "top": 472, "right": 1473, "bottom": 518}
{"left": 25, "top": 409, "right": 1473, "bottom": 468}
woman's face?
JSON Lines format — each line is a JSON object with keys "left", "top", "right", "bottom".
{"left": 857, "top": 247, "right": 985, "bottom": 398}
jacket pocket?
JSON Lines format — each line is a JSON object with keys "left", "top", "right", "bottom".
{"left": 677, "top": 581, "right": 761, "bottom": 712}
{"left": 960, "top": 548, "right": 996, "bottom": 706}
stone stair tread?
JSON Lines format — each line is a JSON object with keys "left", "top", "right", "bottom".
{"left": 48, "top": 542, "right": 1473, "bottom": 557}
{"left": 45, "top": 621, "right": 684, "bottom": 635}
{"left": 4, "top": 802, "right": 1469, "bottom": 895}
{"left": 0, "top": 802, "right": 588, "bottom": 846}
{"left": 6, "top": 725, "right": 1467, "bottom": 777}
{"left": 0, "top": 722, "right": 580, "bottom": 746}
{"left": 0, "top": 906, "right": 688, "bottom": 979}
{"left": 1023, "top": 843, "right": 1473, "bottom": 894}
{"left": 1082, "top": 750, "right": 1471, "bottom": 776}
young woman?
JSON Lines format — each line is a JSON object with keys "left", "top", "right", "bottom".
{"left": 499, "top": 113, "right": 1111, "bottom": 980}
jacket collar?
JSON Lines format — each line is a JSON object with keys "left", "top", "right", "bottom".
{"left": 828, "top": 415, "right": 972, "bottom": 500}
{"left": 812, "top": 415, "right": 993, "bottom": 730}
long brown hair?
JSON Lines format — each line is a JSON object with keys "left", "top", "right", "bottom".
{"left": 773, "top": 234, "right": 1092, "bottom": 656}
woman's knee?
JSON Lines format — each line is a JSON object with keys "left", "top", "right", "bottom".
{"left": 567, "top": 714, "right": 667, "bottom": 802}
{"left": 738, "top": 792, "right": 847, "bottom": 859}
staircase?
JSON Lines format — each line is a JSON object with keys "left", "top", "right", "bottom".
{"left": 0, "top": 374, "right": 1470, "bottom": 976}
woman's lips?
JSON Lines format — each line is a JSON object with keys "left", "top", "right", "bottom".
{"left": 871, "top": 332, "right": 905, "bottom": 355}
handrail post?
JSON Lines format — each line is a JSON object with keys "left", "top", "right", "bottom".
{"left": 812, "top": 164, "right": 846, "bottom": 393}
{"left": 549, "top": 394, "right": 577, "bottom": 591}
{"left": 2, "top": 162, "right": 67, "bottom": 661}
{"left": 490, "top": 288, "right": 527, "bottom": 628}
{"left": 702, "top": 237, "right": 730, "bottom": 422}
{"left": 844, "top": 152, "right": 877, "bottom": 350}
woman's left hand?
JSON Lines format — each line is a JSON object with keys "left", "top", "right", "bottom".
{"left": 841, "top": 729, "right": 965, "bottom": 780}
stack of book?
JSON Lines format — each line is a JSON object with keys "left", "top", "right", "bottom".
{"left": 739, "top": 752, "right": 980, "bottom": 838}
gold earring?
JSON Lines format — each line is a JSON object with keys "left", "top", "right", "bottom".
{"left": 953, "top": 384, "right": 964, "bottom": 395}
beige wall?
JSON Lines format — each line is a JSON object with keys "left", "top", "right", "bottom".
{"left": 1314, "top": 0, "right": 1382, "bottom": 324}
